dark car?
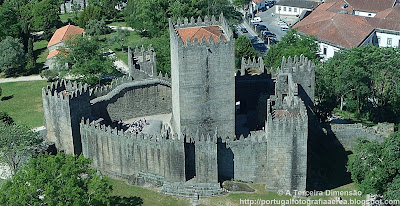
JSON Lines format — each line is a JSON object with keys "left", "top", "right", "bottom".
{"left": 240, "top": 28, "right": 248, "bottom": 33}
{"left": 257, "top": 25, "right": 268, "bottom": 31}
{"left": 259, "top": 6, "right": 267, "bottom": 12}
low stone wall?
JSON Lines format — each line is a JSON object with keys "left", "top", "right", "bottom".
{"left": 329, "top": 123, "right": 394, "bottom": 150}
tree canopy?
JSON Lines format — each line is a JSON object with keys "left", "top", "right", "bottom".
{"left": 124, "top": 0, "right": 241, "bottom": 37}
{"left": 0, "top": 121, "right": 42, "bottom": 175}
{"left": 235, "top": 35, "right": 260, "bottom": 70}
{"left": 316, "top": 45, "right": 400, "bottom": 123}
{"left": 0, "top": 153, "right": 113, "bottom": 205}
{"left": 347, "top": 131, "right": 400, "bottom": 200}
{"left": 46, "top": 36, "right": 120, "bottom": 85}
{"left": 0, "top": 36, "right": 27, "bottom": 77}
{"left": 264, "top": 29, "right": 320, "bottom": 70}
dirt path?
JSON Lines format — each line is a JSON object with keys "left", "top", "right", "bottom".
{"left": 0, "top": 75, "right": 46, "bottom": 83}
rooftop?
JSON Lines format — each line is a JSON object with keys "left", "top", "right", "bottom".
{"left": 293, "top": 0, "right": 400, "bottom": 48}
{"left": 47, "top": 25, "right": 84, "bottom": 47}
{"left": 276, "top": 0, "right": 319, "bottom": 9}
{"left": 46, "top": 50, "right": 61, "bottom": 60}
{"left": 176, "top": 26, "right": 226, "bottom": 44}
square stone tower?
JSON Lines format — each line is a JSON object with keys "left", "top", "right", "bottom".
{"left": 169, "top": 14, "right": 235, "bottom": 137}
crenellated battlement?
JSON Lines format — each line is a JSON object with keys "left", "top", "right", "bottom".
{"left": 42, "top": 80, "right": 91, "bottom": 101}
{"left": 169, "top": 13, "right": 233, "bottom": 47}
{"left": 273, "top": 55, "right": 315, "bottom": 76}
{"left": 128, "top": 45, "right": 157, "bottom": 78}
{"left": 90, "top": 75, "right": 134, "bottom": 98}
{"left": 80, "top": 118, "right": 181, "bottom": 143}
{"left": 240, "top": 56, "right": 265, "bottom": 75}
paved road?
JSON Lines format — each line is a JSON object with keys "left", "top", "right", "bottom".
{"left": 0, "top": 75, "right": 46, "bottom": 83}
{"left": 236, "top": 22, "right": 268, "bottom": 56}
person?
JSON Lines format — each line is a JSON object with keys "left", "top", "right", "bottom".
{"left": 271, "top": 13, "right": 275, "bottom": 17}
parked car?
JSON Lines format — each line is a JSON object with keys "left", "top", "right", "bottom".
{"left": 259, "top": 6, "right": 267, "bottom": 12}
{"left": 263, "top": 31, "right": 276, "bottom": 38}
{"left": 266, "top": 0, "right": 276, "bottom": 8}
{"left": 280, "top": 25, "right": 289, "bottom": 31}
{"left": 240, "top": 28, "right": 248, "bottom": 33}
{"left": 251, "top": 17, "right": 262, "bottom": 23}
{"left": 257, "top": 25, "right": 268, "bottom": 31}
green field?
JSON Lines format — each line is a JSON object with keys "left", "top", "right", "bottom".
{"left": 34, "top": 40, "right": 49, "bottom": 65}
{"left": 109, "top": 179, "right": 190, "bottom": 206}
{"left": 59, "top": 13, "right": 76, "bottom": 23}
{"left": 0, "top": 81, "right": 49, "bottom": 128}
{"left": 108, "top": 178, "right": 366, "bottom": 206}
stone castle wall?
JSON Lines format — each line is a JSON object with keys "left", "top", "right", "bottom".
{"left": 91, "top": 79, "right": 172, "bottom": 123}
{"left": 42, "top": 81, "right": 91, "bottom": 154}
{"left": 80, "top": 119, "right": 186, "bottom": 182}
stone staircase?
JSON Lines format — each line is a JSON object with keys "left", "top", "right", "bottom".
{"left": 159, "top": 182, "right": 227, "bottom": 197}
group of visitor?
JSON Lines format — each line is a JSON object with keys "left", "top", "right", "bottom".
{"left": 127, "top": 119, "right": 148, "bottom": 134}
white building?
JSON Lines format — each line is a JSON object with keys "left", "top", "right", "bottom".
{"left": 294, "top": 0, "right": 400, "bottom": 60}
{"left": 275, "top": 0, "right": 319, "bottom": 16}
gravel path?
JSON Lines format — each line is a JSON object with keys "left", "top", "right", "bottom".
{"left": 0, "top": 75, "right": 46, "bottom": 83}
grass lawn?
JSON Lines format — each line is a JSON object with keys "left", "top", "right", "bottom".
{"left": 59, "top": 13, "right": 76, "bottom": 23}
{"left": 34, "top": 40, "right": 49, "bottom": 64}
{"left": 109, "top": 179, "right": 190, "bottom": 206}
{"left": 108, "top": 178, "right": 365, "bottom": 206}
{"left": 199, "top": 183, "right": 365, "bottom": 206}
{"left": 101, "top": 30, "right": 144, "bottom": 65}
{"left": 333, "top": 108, "right": 376, "bottom": 126}
{"left": 0, "top": 81, "right": 49, "bottom": 128}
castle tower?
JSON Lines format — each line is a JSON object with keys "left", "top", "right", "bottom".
{"left": 169, "top": 14, "right": 235, "bottom": 137}
{"left": 265, "top": 73, "right": 308, "bottom": 192}
{"left": 42, "top": 80, "right": 91, "bottom": 155}
{"left": 128, "top": 45, "right": 157, "bottom": 80}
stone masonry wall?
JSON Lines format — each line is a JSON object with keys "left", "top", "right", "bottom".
{"left": 42, "top": 81, "right": 91, "bottom": 155}
{"left": 91, "top": 79, "right": 172, "bottom": 123}
{"left": 226, "top": 132, "right": 268, "bottom": 183}
{"left": 169, "top": 15, "right": 235, "bottom": 137}
{"left": 80, "top": 120, "right": 186, "bottom": 182}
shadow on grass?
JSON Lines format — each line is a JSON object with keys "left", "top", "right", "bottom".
{"left": 110, "top": 196, "right": 143, "bottom": 206}
{"left": 1, "top": 95, "right": 14, "bottom": 101}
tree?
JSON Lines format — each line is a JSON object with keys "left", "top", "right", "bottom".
{"left": 347, "top": 131, "right": 400, "bottom": 200}
{"left": 235, "top": 35, "right": 260, "bottom": 70}
{"left": 108, "top": 27, "right": 130, "bottom": 52}
{"left": 233, "top": 0, "right": 249, "bottom": 9}
{"left": 85, "top": 19, "right": 112, "bottom": 36}
{"left": 316, "top": 46, "right": 400, "bottom": 122}
{"left": 30, "top": 0, "right": 61, "bottom": 32}
{"left": 0, "top": 112, "right": 14, "bottom": 125}
{"left": 124, "top": 0, "right": 241, "bottom": 38}
{"left": 0, "top": 122, "right": 42, "bottom": 175}
{"left": 0, "top": 153, "right": 113, "bottom": 205}
{"left": 264, "top": 29, "right": 320, "bottom": 70}
{"left": 49, "top": 36, "right": 119, "bottom": 85}
{"left": 89, "top": 0, "right": 119, "bottom": 20}
{"left": 0, "top": 5, "right": 19, "bottom": 41}
{"left": 77, "top": 6, "right": 103, "bottom": 28}
{"left": 0, "top": 36, "right": 27, "bottom": 77}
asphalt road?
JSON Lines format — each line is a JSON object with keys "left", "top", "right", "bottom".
{"left": 236, "top": 23, "right": 268, "bottom": 56}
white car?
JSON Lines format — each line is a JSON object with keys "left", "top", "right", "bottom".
{"left": 280, "top": 24, "right": 289, "bottom": 31}
{"left": 251, "top": 17, "right": 262, "bottom": 23}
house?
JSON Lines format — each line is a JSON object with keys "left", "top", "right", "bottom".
{"left": 45, "top": 24, "right": 84, "bottom": 69}
{"left": 294, "top": 0, "right": 400, "bottom": 60}
{"left": 275, "top": 0, "right": 319, "bottom": 16}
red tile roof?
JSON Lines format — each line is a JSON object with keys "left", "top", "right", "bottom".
{"left": 47, "top": 25, "right": 84, "bottom": 47}
{"left": 294, "top": 1, "right": 376, "bottom": 48}
{"left": 46, "top": 50, "right": 61, "bottom": 59}
{"left": 345, "top": 0, "right": 396, "bottom": 13}
{"left": 177, "top": 26, "right": 226, "bottom": 44}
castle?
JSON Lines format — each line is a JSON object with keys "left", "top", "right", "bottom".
{"left": 42, "top": 14, "right": 315, "bottom": 197}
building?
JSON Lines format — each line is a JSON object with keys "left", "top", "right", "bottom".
{"left": 294, "top": 0, "right": 400, "bottom": 60}
{"left": 42, "top": 14, "right": 313, "bottom": 197}
{"left": 45, "top": 25, "right": 84, "bottom": 69}
{"left": 275, "top": 0, "right": 319, "bottom": 16}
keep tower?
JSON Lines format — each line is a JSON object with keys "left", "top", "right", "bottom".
{"left": 169, "top": 14, "right": 235, "bottom": 137}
